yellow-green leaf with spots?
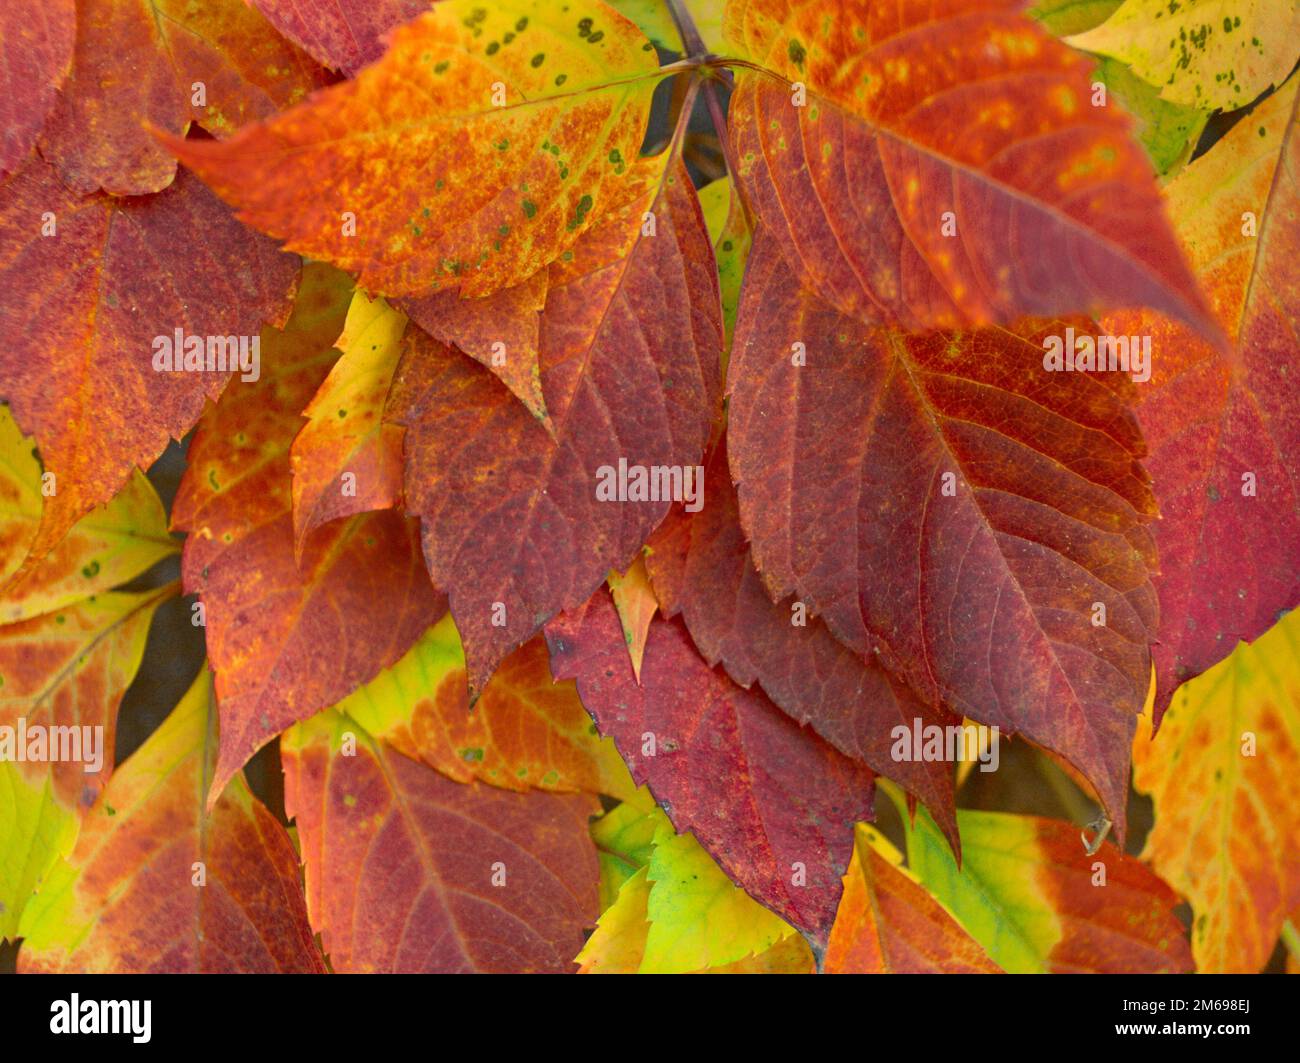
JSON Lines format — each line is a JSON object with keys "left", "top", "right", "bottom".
{"left": 168, "top": 0, "right": 665, "bottom": 299}
{"left": 1133, "top": 608, "right": 1300, "bottom": 973}
{"left": 0, "top": 407, "right": 176, "bottom": 623}
{"left": 0, "top": 763, "right": 78, "bottom": 941}
{"left": 1067, "top": 0, "right": 1300, "bottom": 112}
{"left": 291, "top": 289, "right": 407, "bottom": 551}
{"left": 697, "top": 174, "right": 751, "bottom": 352}
{"left": 896, "top": 796, "right": 1192, "bottom": 973}
{"left": 332, "top": 611, "right": 637, "bottom": 800}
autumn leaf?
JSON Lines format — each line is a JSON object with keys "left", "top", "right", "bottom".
{"left": 1067, "top": 0, "right": 1300, "bottom": 113}
{"left": 0, "top": 407, "right": 176, "bottom": 623}
{"left": 644, "top": 444, "right": 959, "bottom": 844}
{"left": 249, "top": 0, "right": 428, "bottom": 74}
{"left": 607, "top": 555, "right": 658, "bottom": 683}
{"left": 0, "top": 763, "right": 78, "bottom": 941}
{"left": 41, "top": 0, "right": 326, "bottom": 195}
{"left": 0, "top": 0, "right": 74, "bottom": 175}
{"left": 547, "top": 587, "right": 874, "bottom": 948}
{"left": 1133, "top": 607, "right": 1300, "bottom": 973}
{"left": 728, "top": 244, "right": 1158, "bottom": 839}
{"left": 722, "top": 0, "right": 1220, "bottom": 340}
{"left": 824, "top": 825, "right": 1001, "bottom": 974}
{"left": 290, "top": 289, "right": 407, "bottom": 551}
{"left": 403, "top": 270, "right": 552, "bottom": 424}
{"left": 580, "top": 799, "right": 815, "bottom": 973}
{"left": 17, "top": 668, "right": 325, "bottom": 973}
{"left": 0, "top": 156, "right": 301, "bottom": 568}
{"left": 696, "top": 173, "right": 752, "bottom": 352}
{"left": 396, "top": 160, "right": 721, "bottom": 687}
{"left": 899, "top": 799, "right": 1192, "bottom": 973}
{"left": 168, "top": 0, "right": 665, "bottom": 298}
{"left": 172, "top": 264, "right": 443, "bottom": 805}
{"left": 327, "top": 612, "right": 636, "bottom": 801}
{"left": 281, "top": 706, "right": 601, "bottom": 973}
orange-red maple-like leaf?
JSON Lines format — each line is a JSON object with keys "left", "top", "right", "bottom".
{"left": 645, "top": 444, "right": 959, "bottom": 846}
{"left": 723, "top": 0, "right": 1220, "bottom": 342}
{"left": 395, "top": 161, "right": 721, "bottom": 689}
{"left": 282, "top": 712, "right": 601, "bottom": 972}
{"left": 547, "top": 588, "right": 875, "bottom": 949}
{"left": 0, "top": 0, "right": 73, "bottom": 175}
{"left": 17, "top": 670, "right": 325, "bottom": 973}
{"left": 0, "top": 156, "right": 301, "bottom": 569}
{"left": 167, "top": 0, "right": 663, "bottom": 298}
{"left": 172, "top": 264, "right": 444, "bottom": 806}
{"left": 1107, "top": 79, "right": 1300, "bottom": 718}
{"left": 250, "top": 0, "right": 426, "bottom": 74}
{"left": 40, "top": 0, "right": 326, "bottom": 195}
{"left": 824, "top": 825, "right": 1000, "bottom": 973}
{"left": 728, "top": 235, "right": 1158, "bottom": 840}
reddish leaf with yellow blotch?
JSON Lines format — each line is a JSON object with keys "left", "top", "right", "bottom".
{"left": 825, "top": 825, "right": 1001, "bottom": 974}
{"left": 250, "top": 0, "right": 426, "bottom": 74}
{"left": 645, "top": 444, "right": 960, "bottom": 844}
{"left": 1133, "top": 608, "right": 1300, "bottom": 973}
{"left": 282, "top": 708, "right": 601, "bottom": 972}
{"left": 330, "top": 613, "right": 637, "bottom": 801}
{"left": 0, "top": 0, "right": 73, "bottom": 174}
{"left": 403, "top": 271, "right": 551, "bottom": 425}
{"left": 1101, "top": 79, "right": 1300, "bottom": 718}
{"left": 728, "top": 237, "right": 1158, "bottom": 840}
{"left": 172, "top": 264, "right": 444, "bottom": 806}
{"left": 40, "top": 0, "right": 326, "bottom": 195}
{"left": 17, "top": 669, "right": 324, "bottom": 973}
{"left": 168, "top": 0, "right": 663, "bottom": 298}
{"left": 546, "top": 588, "right": 874, "bottom": 948}
{"left": 723, "top": 0, "right": 1220, "bottom": 342}
{"left": 0, "top": 585, "right": 173, "bottom": 812}
{"left": 0, "top": 156, "right": 301, "bottom": 569}
{"left": 902, "top": 801, "right": 1192, "bottom": 973}
{"left": 395, "top": 160, "right": 721, "bottom": 688}
{"left": 290, "top": 290, "right": 407, "bottom": 551}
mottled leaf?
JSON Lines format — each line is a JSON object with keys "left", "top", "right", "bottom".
{"left": 0, "top": 0, "right": 74, "bottom": 175}
{"left": 17, "top": 669, "right": 325, "bottom": 973}
{"left": 281, "top": 707, "right": 601, "bottom": 972}
{"left": 42, "top": 0, "right": 326, "bottom": 195}
{"left": 0, "top": 407, "right": 175, "bottom": 623}
{"left": 1068, "top": 0, "right": 1300, "bottom": 112}
{"left": 170, "top": 0, "right": 663, "bottom": 298}
{"left": 728, "top": 238, "right": 1158, "bottom": 839}
{"left": 547, "top": 587, "right": 874, "bottom": 948}
{"left": 824, "top": 825, "right": 1001, "bottom": 974}
{"left": 0, "top": 156, "right": 300, "bottom": 567}
{"left": 1133, "top": 608, "right": 1300, "bottom": 973}
{"left": 900, "top": 800, "right": 1192, "bottom": 973}
{"left": 723, "top": 0, "right": 1219, "bottom": 339}
{"left": 396, "top": 160, "right": 721, "bottom": 687}
{"left": 172, "top": 264, "right": 443, "bottom": 805}
{"left": 1107, "top": 77, "right": 1300, "bottom": 715}
{"left": 331, "top": 612, "right": 637, "bottom": 800}
{"left": 291, "top": 289, "right": 407, "bottom": 550}
{"left": 250, "top": 0, "right": 428, "bottom": 74}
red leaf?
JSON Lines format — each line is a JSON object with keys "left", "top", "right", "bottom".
{"left": 727, "top": 234, "right": 1158, "bottom": 839}
{"left": 282, "top": 715, "right": 600, "bottom": 972}
{"left": 0, "top": 0, "right": 73, "bottom": 175}
{"left": 645, "top": 443, "right": 959, "bottom": 847}
{"left": 249, "top": 0, "right": 426, "bottom": 74}
{"left": 395, "top": 162, "right": 721, "bottom": 688}
{"left": 546, "top": 588, "right": 875, "bottom": 948}
{"left": 0, "top": 156, "right": 300, "bottom": 568}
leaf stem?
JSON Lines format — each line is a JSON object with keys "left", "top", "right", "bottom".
{"left": 665, "top": 0, "right": 708, "bottom": 59}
